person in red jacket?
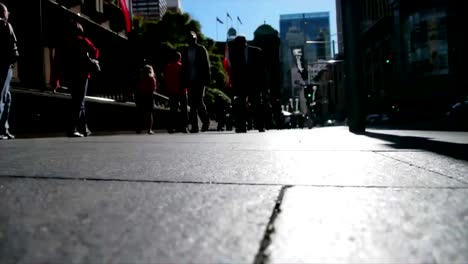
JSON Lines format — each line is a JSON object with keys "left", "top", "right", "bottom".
{"left": 51, "top": 21, "right": 99, "bottom": 137}
{"left": 135, "top": 64, "right": 157, "bottom": 134}
{"left": 164, "top": 51, "right": 188, "bottom": 133}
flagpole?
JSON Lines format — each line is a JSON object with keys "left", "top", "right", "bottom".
{"left": 216, "top": 18, "right": 218, "bottom": 41}
{"left": 226, "top": 12, "right": 229, "bottom": 34}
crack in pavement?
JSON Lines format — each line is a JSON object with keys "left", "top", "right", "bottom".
{"left": 373, "top": 151, "right": 468, "bottom": 185}
{"left": 253, "top": 185, "right": 291, "bottom": 264}
{"left": 1, "top": 175, "right": 468, "bottom": 189}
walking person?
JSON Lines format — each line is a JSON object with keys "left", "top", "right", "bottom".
{"left": 230, "top": 35, "right": 266, "bottom": 133}
{"left": 181, "top": 31, "right": 211, "bottom": 133}
{"left": 51, "top": 21, "right": 99, "bottom": 137}
{"left": 163, "top": 51, "right": 188, "bottom": 133}
{"left": 135, "top": 65, "right": 157, "bottom": 134}
{"left": 0, "top": 2, "right": 18, "bottom": 140}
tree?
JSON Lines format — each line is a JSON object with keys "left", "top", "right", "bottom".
{"left": 129, "top": 11, "right": 231, "bottom": 114}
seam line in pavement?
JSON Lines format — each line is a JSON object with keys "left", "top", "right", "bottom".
{"left": 2, "top": 175, "right": 468, "bottom": 189}
{"left": 374, "top": 152, "right": 468, "bottom": 185}
{"left": 253, "top": 185, "right": 291, "bottom": 264}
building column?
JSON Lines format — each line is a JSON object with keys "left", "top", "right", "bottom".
{"left": 341, "top": 0, "right": 366, "bottom": 133}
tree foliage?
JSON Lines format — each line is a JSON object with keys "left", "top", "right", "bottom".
{"left": 128, "top": 11, "right": 231, "bottom": 112}
{"left": 130, "top": 11, "right": 227, "bottom": 91}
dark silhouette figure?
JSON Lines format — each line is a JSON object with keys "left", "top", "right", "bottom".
{"left": 51, "top": 21, "right": 99, "bottom": 137}
{"left": 135, "top": 65, "right": 157, "bottom": 134}
{"left": 0, "top": 2, "right": 18, "bottom": 140}
{"left": 230, "top": 35, "right": 266, "bottom": 133}
{"left": 181, "top": 31, "right": 211, "bottom": 133}
{"left": 164, "top": 51, "right": 188, "bottom": 133}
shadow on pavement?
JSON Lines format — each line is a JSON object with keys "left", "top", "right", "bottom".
{"left": 365, "top": 131, "right": 468, "bottom": 162}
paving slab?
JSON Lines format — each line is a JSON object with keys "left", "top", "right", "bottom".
{"left": 378, "top": 151, "right": 468, "bottom": 184}
{"left": 267, "top": 186, "right": 468, "bottom": 264}
{"left": 0, "top": 178, "right": 280, "bottom": 264}
{"left": 0, "top": 136, "right": 463, "bottom": 187}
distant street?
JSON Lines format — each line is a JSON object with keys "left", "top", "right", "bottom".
{"left": 1, "top": 127, "right": 468, "bottom": 263}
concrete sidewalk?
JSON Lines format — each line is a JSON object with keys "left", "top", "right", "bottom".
{"left": 0, "top": 127, "right": 467, "bottom": 263}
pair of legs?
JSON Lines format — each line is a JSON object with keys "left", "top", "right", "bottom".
{"left": 136, "top": 95, "right": 154, "bottom": 134}
{"left": 68, "top": 77, "right": 90, "bottom": 137}
{"left": 188, "top": 84, "right": 209, "bottom": 132}
{"left": 234, "top": 93, "right": 266, "bottom": 133}
{"left": 168, "top": 94, "right": 188, "bottom": 133}
{"left": 0, "top": 66, "right": 14, "bottom": 139}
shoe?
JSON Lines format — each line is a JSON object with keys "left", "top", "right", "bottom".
{"left": 68, "top": 131, "right": 84, "bottom": 137}
{"left": 81, "top": 129, "right": 92, "bottom": 137}
{"left": 4, "top": 131, "right": 14, "bottom": 139}
{"left": 136, "top": 130, "right": 142, "bottom": 134}
{"left": 147, "top": 130, "right": 155, "bottom": 135}
{"left": 258, "top": 128, "right": 266, "bottom": 133}
{"left": 201, "top": 123, "right": 209, "bottom": 132}
{"left": 235, "top": 128, "right": 247, "bottom": 133}
{"left": 0, "top": 135, "right": 7, "bottom": 140}
{"left": 180, "top": 128, "right": 189, "bottom": 133}
{"left": 168, "top": 129, "right": 174, "bottom": 134}
{"left": 190, "top": 128, "right": 199, "bottom": 133}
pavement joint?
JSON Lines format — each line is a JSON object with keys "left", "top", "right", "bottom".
{"left": 254, "top": 185, "right": 292, "bottom": 264}
{"left": 2, "top": 175, "right": 468, "bottom": 189}
{"left": 373, "top": 151, "right": 468, "bottom": 185}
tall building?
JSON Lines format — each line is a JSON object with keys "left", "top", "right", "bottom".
{"left": 335, "top": 0, "right": 343, "bottom": 55}
{"left": 167, "top": 0, "right": 183, "bottom": 13}
{"left": 351, "top": 0, "right": 464, "bottom": 116}
{"left": 358, "top": 0, "right": 393, "bottom": 114}
{"left": 132, "top": 0, "right": 167, "bottom": 21}
{"left": 280, "top": 12, "right": 331, "bottom": 99}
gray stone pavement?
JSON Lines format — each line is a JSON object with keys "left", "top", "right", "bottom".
{"left": 1, "top": 127, "right": 467, "bottom": 263}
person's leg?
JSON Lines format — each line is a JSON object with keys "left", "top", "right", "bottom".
{"left": 234, "top": 95, "right": 247, "bottom": 132}
{"left": 179, "top": 94, "right": 189, "bottom": 132}
{"left": 77, "top": 78, "right": 90, "bottom": 136}
{"left": 196, "top": 85, "right": 210, "bottom": 131}
{"left": 147, "top": 109, "right": 154, "bottom": 134}
{"left": 168, "top": 97, "right": 177, "bottom": 132}
{"left": 188, "top": 87, "right": 199, "bottom": 132}
{"left": 0, "top": 67, "right": 13, "bottom": 138}
{"left": 253, "top": 93, "right": 265, "bottom": 132}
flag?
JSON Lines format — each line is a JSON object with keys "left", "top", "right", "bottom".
{"left": 223, "top": 41, "right": 232, "bottom": 88}
{"left": 226, "top": 12, "right": 232, "bottom": 21}
{"left": 119, "top": 0, "right": 132, "bottom": 33}
{"left": 216, "top": 17, "right": 224, "bottom": 24}
{"left": 237, "top": 16, "right": 242, "bottom": 25}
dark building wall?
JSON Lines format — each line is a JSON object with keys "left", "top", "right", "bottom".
{"left": 3, "top": 0, "right": 46, "bottom": 89}
{"left": 5, "top": 0, "right": 133, "bottom": 101}
{"left": 389, "top": 0, "right": 465, "bottom": 115}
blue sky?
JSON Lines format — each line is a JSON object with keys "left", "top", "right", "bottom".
{"left": 183, "top": 0, "right": 337, "bottom": 44}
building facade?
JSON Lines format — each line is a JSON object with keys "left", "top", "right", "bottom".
{"left": 279, "top": 12, "right": 331, "bottom": 99}
{"left": 359, "top": 0, "right": 394, "bottom": 114}
{"left": 166, "top": 0, "right": 182, "bottom": 13}
{"left": 355, "top": 0, "right": 465, "bottom": 116}
{"left": 335, "top": 0, "right": 344, "bottom": 55}
{"left": 3, "top": 0, "right": 133, "bottom": 99}
{"left": 132, "top": 0, "right": 167, "bottom": 21}
{"left": 389, "top": 0, "right": 465, "bottom": 115}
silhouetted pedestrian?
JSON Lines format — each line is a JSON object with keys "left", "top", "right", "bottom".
{"left": 51, "top": 21, "right": 99, "bottom": 137}
{"left": 163, "top": 51, "right": 188, "bottom": 133}
{"left": 0, "top": 2, "right": 18, "bottom": 140}
{"left": 230, "top": 35, "right": 266, "bottom": 133}
{"left": 181, "top": 31, "right": 211, "bottom": 133}
{"left": 135, "top": 65, "right": 157, "bottom": 134}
